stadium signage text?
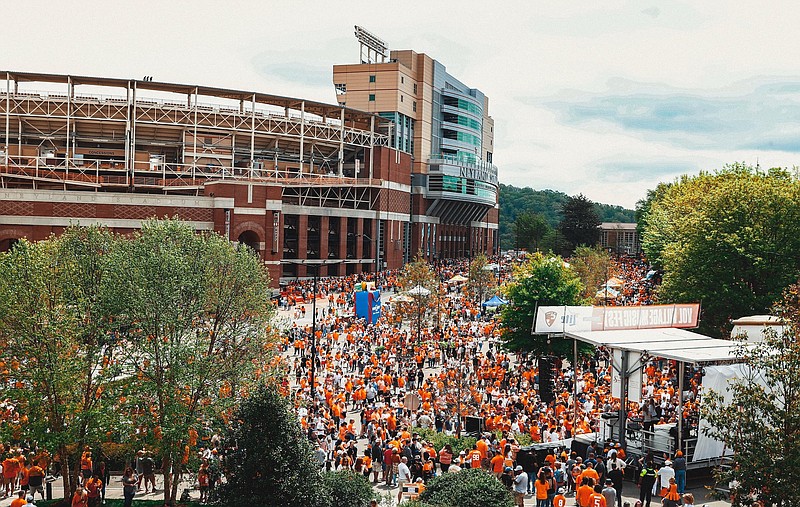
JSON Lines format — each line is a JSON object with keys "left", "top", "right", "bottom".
{"left": 534, "top": 303, "right": 700, "bottom": 334}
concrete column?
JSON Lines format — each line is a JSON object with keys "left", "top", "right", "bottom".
{"left": 319, "top": 216, "right": 329, "bottom": 261}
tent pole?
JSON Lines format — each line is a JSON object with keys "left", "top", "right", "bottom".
{"left": 618, "top": 351, "right": 628, "bottom": 446}
{"left": 677, "top": 361, "right": 685, "bottom": 455}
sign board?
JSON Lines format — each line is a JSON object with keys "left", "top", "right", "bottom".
{"left": 534, "top": 304, "right": 700, "bottom": 334}
{"left": 401, "top": 483, "right": 421, "bottom": 500}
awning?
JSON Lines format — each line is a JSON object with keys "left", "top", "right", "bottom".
{"left": 564, "top": 328, "right": 747, "bottom": 364}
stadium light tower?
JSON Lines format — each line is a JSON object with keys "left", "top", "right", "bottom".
{"left": 354, "top": 25, "right": 387, "bottom": 64}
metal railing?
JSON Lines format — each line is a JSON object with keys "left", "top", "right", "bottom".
{"left": 0, "top": 156, "right": 382, "bottom": 189}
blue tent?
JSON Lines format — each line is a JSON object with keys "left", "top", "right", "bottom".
{"left": 482, "top": 295, "right": 508, "bottom": 308}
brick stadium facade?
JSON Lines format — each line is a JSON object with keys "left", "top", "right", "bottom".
{"left": 0, "top": 72, "right": 497, "bottom": 284}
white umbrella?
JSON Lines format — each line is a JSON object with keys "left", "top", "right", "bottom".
{"left": 407, "top": 285, "right": 432, "bottom": 296}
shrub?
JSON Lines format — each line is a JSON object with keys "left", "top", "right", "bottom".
{"left": 414, "top": 428, "right": 477, "bottom": 455}
{"left": 322, "top": 470, "right": 377, "bottom": 507}
{"left": 418, "top": 468, "right": 514, "bottom": 507}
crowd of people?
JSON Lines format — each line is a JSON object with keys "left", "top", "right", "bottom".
{"left": 0, "top": 252, "right": 707, "bottom": 506}
{"left": 275, "top": 253, "right": 706, "bottom": 505}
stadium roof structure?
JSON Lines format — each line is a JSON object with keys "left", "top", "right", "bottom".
{"left": 4, "top": 70, "right": 387, "bottom": 130}
{"left": 564, "top": 327, "right": 747, "bottom": 364}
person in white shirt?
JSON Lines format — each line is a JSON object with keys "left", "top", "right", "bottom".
{"left": 396, "top": 457, "right": 412, "bottom": 503}
{"left": 657, "top": 460, "right": 676, "bottom": 496}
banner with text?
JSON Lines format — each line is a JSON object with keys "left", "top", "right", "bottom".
{"left": 534, "top": 303, "right": 700, "bottom": 334}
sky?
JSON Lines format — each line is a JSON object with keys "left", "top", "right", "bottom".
{"left": 4, "top": 0, "right": 800, "bottom": 208}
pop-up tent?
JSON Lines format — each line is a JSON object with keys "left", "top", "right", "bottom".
{"left": 482, "top": 295, "right": 508, "bottom": 308}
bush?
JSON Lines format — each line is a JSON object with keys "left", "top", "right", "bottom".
{"left": 418, "top": 468, "right": 514, "bottom": 507}
{"left": 414, "top": 428, "right": 477, "bottom": 455}
{"left": 223, "top": 383, "right": 330, "bottom": 507}
{"left": 322, "top": 470, "right": 377, "bottom": 507}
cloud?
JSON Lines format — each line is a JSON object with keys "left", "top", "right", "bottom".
{"left": 543, "top": 77, "right": 800, "bottom": 152}
{"left": 593, "top": 158, "right": 699, "bottom": 183}
{"left": 642, "top": 6, "right": 661, "bottom": 18}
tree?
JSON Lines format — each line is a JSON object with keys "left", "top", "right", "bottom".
{"left": 513, "top": 212, "right": 551, "bottom": 251}
{"left": 416, "top": 468, "right": 514, "bottom": 507}
{"left": 701, "top": 281, "right": 800, "bottom": 506}
{"left": 570, "top": 245, "right": 612, "bottom": 301}
{"left": 0, "top": 227, "right": 121, "bottom": 495}
{"left": 224, "top": 382, "right": 329, "bottom": 507}
{"left": 498, "top": 252, "right": 587, "bottom": 356}
{"left": 395, "top": 252, "right": 440, "bottom": 343}
{"left": 497, "top": 184, "right": 635, "bottom": 250}
{"left": 640, "top": 164, "right": 800, "bottom": 336}
{"left": 105, "top": 219, "right": 275, "bottom": 505}
{"left": 559, "top": 194, "right": 601, "bottom": 254}
{"left": 467, "top": 253, "right": 496, "bottom": 306}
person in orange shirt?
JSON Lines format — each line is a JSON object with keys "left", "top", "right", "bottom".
{"left": 468, "top": 445, "right": 482, "bottom": 469}
{"left": 72, "top": 488, "right": 89, "bottom": 507}
{"left": 576, "top": 477, "right": 595, "bottom": 507}
{"left": 9, "top": 491, "right": 26, "bottom": 507}
{"left": 588, "top": 484, "right": 607, "bottom": 507}
{"left": 553, "top": 487, "right": 568, "bottom": 507}
{"left": 490, "top": 451, "right": 505, "bottom": 477}
{"left": 85, "top": 473, "right": 103, "bottom": 507}
{"left": 534, "top": 470, "right": 550, "bottom": 505}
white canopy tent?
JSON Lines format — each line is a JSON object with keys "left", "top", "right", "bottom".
{"left": 564, "top": 327, "right": 749, "bottom": 463}
{"left": 564, "top": 328, "right": 746, "bottom": 364}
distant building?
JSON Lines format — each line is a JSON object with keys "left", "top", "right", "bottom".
{"left": 333, "top": 46, "right": 499, "bottom": 262}
{"left": 599, "top": 222, "right": 640, "bottom": 254}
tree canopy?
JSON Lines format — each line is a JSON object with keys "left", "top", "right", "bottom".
{"left": 559, "top": 194, "right": 601, "bottom": 254}
{"left": 0, "top": 219, "right": 276, "bottom": 504}
{"left": 223, "top": 382, "right": 330, "bottom": 507}
{"left": 702, "top": 281, "right": 800, "bottom": 506}
{"left": 499, "top": 252, "right": 587, "bottom": 356}
{"left": 640, "top": 163, "right": 800, "bottom": 336}
{"left": 499, "top": 184, "right": 634, "bottom": 250}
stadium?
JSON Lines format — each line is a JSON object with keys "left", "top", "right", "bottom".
{"left": 0, "top": 64, "right": 499, "bottom": 284}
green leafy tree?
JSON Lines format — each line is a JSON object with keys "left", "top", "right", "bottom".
{"left": 702, "top": 281, "right": 800, "bottom": 506}
{"left": 640, "top": 163, "right": 800, "bottom": 336}
{"left": 467, "top": 253, "right": 496, "bottom": 305}
{"left": 0, "top": 227, "right": 121, "bottom": 495}
{"left": 323, "top": 470, "right": 377, "bottom": 507}
{"left": 559, "top": 194, "right": 601, "bottom": 254}
{"left": 224, "top": 382, "right": 329, "bottom": 507}
{"left": 514, "top": 212, "right": 551, "bottom": 251}
{"left": 570, "top": 245, "right": 612, "bottom": 301}
{"left": 105, "top": 218, "right": 275, "bottom": 505}
{"left": 499, "top": 253, "right": 587, "bottom": 356}
{"left": 416, "top": 468, "right": 514, "bottom": 507}
{"left": 498, "top": 184, "right": 635, "bottom": 250}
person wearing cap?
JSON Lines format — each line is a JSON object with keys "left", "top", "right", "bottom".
{"left": 501, "top": 466, "right": 514, "bottom": 491}
{"left": 513, "top": 465, "right": 528, "bottom": 507}
{"left": 672, "top": 450, "right": 687, "bottom": 494}
{"left": 657, "top": 460, "right": 675, "bottom": 498}
{"left": 553, "top": 487, "right": 567, "bottom": 507}
{"left": 601, "top": 478, "right": 616, "bottom": 507}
